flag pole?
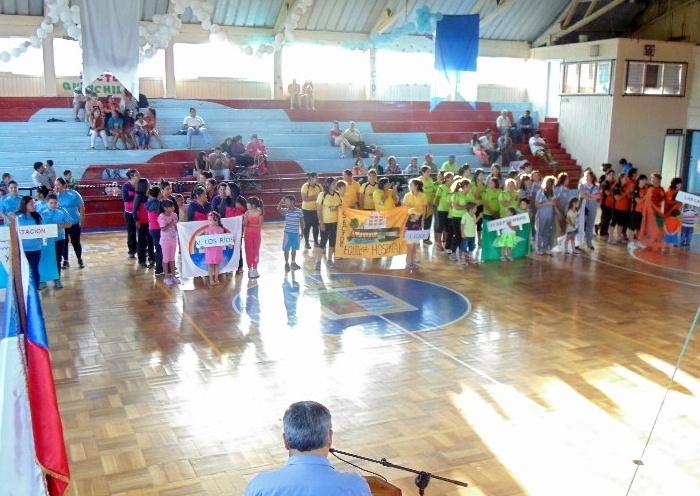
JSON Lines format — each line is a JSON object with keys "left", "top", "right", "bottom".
{"left": 7, "top": 215, "right": 27, "bottom": 332}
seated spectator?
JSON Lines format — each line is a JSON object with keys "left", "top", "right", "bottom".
{"left": 479, "top": 129, "right": 499, "bottom": 164}
{"left": 516, "top": 110, "right": 535, "bottom": 144}
{"left": 84, "top": 91, "right": 103, "bottom": 117}
{"left": 404, "top": 157, "right": 421, "bottom": 176}
{"left": 44, "top": 159, "right": 57, "bottom": 186}
{"left": 182, "top": 107, "right": 211, "bottom": 149}
{"left": 119, "top": 89, "right": 139, "bottom": 116}
{"left": 471, "top": 133, "right": 489, "bottom": 165}
{"left": 108, "top": 108, "right": 128, "bottom": 150}
{"left": 207, "top": 147, "right": 230, "bottom": 181}
{"left": 288, "top": 78, "right": 301, "bottom": 109}
{"left": 87, "top": 107, "right": 108, "bottom": 149}
{"left": 529, "top": 131, "right": 557, "bottom": 166}
{"left": 301, "top": 80, "right": 315, "bottom": 109}
{"left": 103, "top": 94, "right": 118, "bottom": 129}
{"left": 351, "top": 159, "right": 367, "bottom": 176}
{"left": 134, "top": 112, "right": 149, "bottom": 149}
{"left": 368, "top": 152, "right": 384, "bottom": 175}
{"left": 329, "top": 120, "right": 355, "bottom": 157}
{"left": 423, "top": 153, "right": 438, "bottom": 174}
{"left": 32, "top": 162, "right": 53, "bottom": 191}
{"left": 145, "top": 107, "right": 164, "bottom": 148}
{"left": 72, "top": 81, "right": 87, "bottom": 122}
{"left": 385, "top": 156, "right": 402, "bottom": 175}
{"left": 246, "top": 134, "right": 268, "bottom": 174}
{"left": 194, "top": 151, "right": 208, "bottom": 176}
{"left": 342, "top": 121, "right": 366, "bottom": 158}
{"left": 497, "top": 131, "right": 518, "bottom": 167}
{"left": 441, "top": 154, "right": 458, "bottom": 173}
{"left": 228, "top": 135, "right": 254, "bottom": 168}
{"left": 122, "top": 109, "right": 136, "bottom": 149}
{"left": 63, "top": 170, "right": 76, "bottom": 189}
{"left": 0, "top": 172, "right": 12, "bottom": 195}
{"left": 496, "top": 110, "right": 515, "bottom": 136}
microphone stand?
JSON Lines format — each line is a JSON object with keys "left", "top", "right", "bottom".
{"left": 330, "top": 448, "right": 469, "bottom": 495}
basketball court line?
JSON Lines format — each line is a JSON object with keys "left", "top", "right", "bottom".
{"left": 589, "top": 252, "right": 700, "bottom": 288}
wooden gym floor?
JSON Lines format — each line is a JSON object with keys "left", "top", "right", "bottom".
{"left": 39, "top": 224, "right": 700, "bottom": 496}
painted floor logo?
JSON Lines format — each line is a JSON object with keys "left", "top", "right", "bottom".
{"left": 233, "top": 273, "right": 470, "bottom": 335}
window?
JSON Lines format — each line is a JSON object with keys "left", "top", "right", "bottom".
{"left": 561, "top": 60, "right": 612, "bottom": 95}
{"left": 624, "top": 60, "right": 687, "bottom": 96}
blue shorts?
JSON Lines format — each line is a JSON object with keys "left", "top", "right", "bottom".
{"left": 283, "top": 232, "right": 301, "bottom": 252}
{"left": 460, "top": 236, "right": 476, "bottom": 253}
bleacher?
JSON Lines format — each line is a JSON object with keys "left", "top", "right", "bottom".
{"left": 0, "top": 97, "right": 581, "bottom": 227}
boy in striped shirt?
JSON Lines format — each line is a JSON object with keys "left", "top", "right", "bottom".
{"left": 278, "top": 195, "right": 305, "bottom": 271}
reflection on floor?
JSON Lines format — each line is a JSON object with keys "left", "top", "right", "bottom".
{"left": 33, "top": 225, "right": 700, "bottom": 496}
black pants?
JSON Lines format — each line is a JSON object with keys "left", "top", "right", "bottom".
{"left": 423, "top": 214, "right": 433, "bottom": 240}
{"left": 303, "top": 209, "right": 319, "bottom": 246}
{"left": 449, "top": 217, "right": 463, "bottom": 253}
{"left": 149, "top": 229, "right": 163, "bottom": 273}
{"left": 137, "top": 223, "right": 154, "bottom": 264}
{"left": 599, "top": 206, "right": 613, "bottom": 236}
{"left": 63, "top": 224, "right": 82, "bottom": 263}
{"left": 124, "top": 211, "right": 137, "bottom": 255}
{"left": 54, "top": 239, "right": 64, "bottom": 280}
{"left": 25, "top": 250, "right": 41, "bottom": 287}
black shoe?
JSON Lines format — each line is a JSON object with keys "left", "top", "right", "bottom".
{"left": 78, "top": 260, "right": 85, "bottom": 269}
{"left": 138, "top": 262, "right": 147, "bottom": 268}
{"left": 62, "top": 261, "right": 69, "bottom": 269}
{"left": 304, "top": 243, "right": 312, "bottom": 250}
{"left": 128, "top": 253, "right": 136, "bottom": 259}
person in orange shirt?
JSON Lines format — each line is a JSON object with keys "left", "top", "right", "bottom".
{"left": 662, "top": 209, "right": 682, "bottom": 254}
{"left": 664, "top": 177, "right": 683, "bottom": 216}
{"left": 610, "top": 172, "right": 635, "bottom": 244}
{"left": 630, "top": 174, "right": 649, "bottom": 244}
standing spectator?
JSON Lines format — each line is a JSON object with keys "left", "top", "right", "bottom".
{"left": 44, "top": 159, "right": 57, "bottom": 189}
{"left": 31, "top": 162, "right": 53, "bottom": 191}
{"left": 15, "top": 196, "right": 43, "bottom": 288}
{"left": 132, "top": 178, "right": 154, "bottom": 268}
{"left": 341, "top": 169, "right": 360, "bottom": 209}
{"left": 182, "top": 107, "right": 211, "bottom": 149}
{"left": 55, "top": 177, "right": 85, "bottom": 269}
{"left": 579, "top": 170, "right": 601, "bottom": 250}
{"left": 288, "top": 78, "right": 301, "bottom": 109}
{"left": 681, "top": 203, "right": 697, "bottom": 250}
{"left": 316, "top": 177, "right": 343, "bottom": 269}
{"left": 72, "top": 81, "right": 87, "bottom": 121}
{"left": 157, "top": 200, "right": 180, "bottom": 285}
{"left": 122, "top": 169, "right": 140, "bottom": 258}
{"left": 146, "top": 186, "right": 163, "bottom": 276}
{"left": 277, "top": 195, "right": 304, "bottom": 272}
{"left": 535, "top": 175, "right": 557, "bottom": 255}
{"left": 301, "top": 80, "right": 315, "bottom": 109}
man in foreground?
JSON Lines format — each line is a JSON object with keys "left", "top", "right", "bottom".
{"left": 244, "top": 401, "right": 371, "bottom": 496}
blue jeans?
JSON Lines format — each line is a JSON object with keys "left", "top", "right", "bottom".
{"left": 186, "top": 127, "right": 210, "bottom": 148}
{"left": 680, "top": 226, "right": 694, "bottom": 247}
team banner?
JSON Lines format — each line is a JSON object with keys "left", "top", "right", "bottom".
{"left": 336, "top": 206, "right": 409, "bottom": 259}
{"left": 176, "top": 217, "right": 242, "bottom": 278}
{"left": 677, "top": 191, "right": 700, "bottom": 208}
{"left": 0, "top": 226, "right": 59, "bottom": 288}
{"left": 482, "top": 213, "right": 532, "bottom": 261}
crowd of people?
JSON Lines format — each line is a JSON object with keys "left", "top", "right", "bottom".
{"left": 2, "top": 160, "right": 85, "bottom": 290}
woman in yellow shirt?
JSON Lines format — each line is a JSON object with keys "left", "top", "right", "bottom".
{"left": 300, "top": 172, "right": 322, "bottom": 249}
{"left": 372, "top": 177, "right": 399, "bottom": 211}
{"left": 402, "top": 178, "right": 428, "bottom": 220}
{"left": 316, "top": 177, "right": 345, "bottom": 269}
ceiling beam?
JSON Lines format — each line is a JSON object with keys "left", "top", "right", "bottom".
{"left": 532, "top": 5, "right": 575, "bottom": 47}
{"left": 561, "top": 0, "right": 582, "bottom": 29}
{"left": 469, "top": 0, "right": 491, "bottom": 16}
{"left": 533, "top": 0, "right": 626, "bottom": 46}
{"left": 372, "top": 0, "right": 418, "bottom": 34}
{"left": 584, "top": 0, "right": 599, "bottom": 18}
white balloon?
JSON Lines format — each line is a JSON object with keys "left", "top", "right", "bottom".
{"left": 210, "top": 23, "right": 220, "bottom": 34}
{"left": 37, "top": 27, "right": 47, "bottom": 39}
{"left": 153, "top": 14, "right": 162, "bottom": 24}
{"left": 0, "top": 51, "right": 10, "bottom": 62}
{"left": 291, "top": 13, "right": 300, "bottom": 22}
{"left": 164, "top": 15, "right": 174, "bottom": 27}
{"left": 18, "top": 44, "right": 27, "bottom": 53}
{"left": 216, "top": 31, "right": 227, "bottom": 42}
{"left": 266, "top": 45, "right": 275, "bottom": 54}
{"left": 285, "top": 30, "right": 294, "bottom": 42}
{"left": 11, "top": 48, "right": 21, "bottom": 57}
{"left": 67, "top": 25, "right": 80, "bottom": 39}
{"left": 169, "top": 26, "right": 179, "bottom": 35}
{"left": 29, "top": 36, "right": 42, "bottom": 48}
{"left": 174, "top": 4, "right": 185, "bottom": 14}
{"left": 57, "top": 0, "right": 69, "bottom": 7}
{"left": 147, "top": 24, "right": 158, "bottom": 34}
{"left": 138, "top": 36, "right": 147, "bottom": 47}
{"left": 245, "top": 45, "right": 253, "bottom": 55}
{"left": 48, "top": 11, "right": 59, "bottom": 23}
{"left": 70, "top": 5, "right": 79, "bottom": 13}
{"left": 145, "top": 48, "right": 155, "bottom": 58}
{"left": 274, "top": 32, "right": 284, "bottom": 43}
{"left": 71, "top": 12, "right": 80, "bottom": 24}
{"left": 41, "top": 21, "right": 52, "bottom": 31}
{"left": 60, "top": 10, "right": 72, "bottom": 23}
{"left": 201, "top": 20, "right": 211, "bottom": 30}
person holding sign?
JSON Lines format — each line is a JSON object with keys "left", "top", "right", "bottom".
{"left": 494, "top": 207, "right": 519, "bottom": 261}
{"left": 405, "top": 208, "right": 422, "bottom": 270}
{"left": 204, "top": 211, "right": 225, "bottom": 285}
{"left": 372, "top": 177, "right": 399, "bottom": 212}
{"left": 16, "top": 196, "right": 43, "bottom": 288}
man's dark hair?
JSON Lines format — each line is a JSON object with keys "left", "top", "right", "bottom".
{"left": 33, "top": 162, "right": 43, "bottom": 171}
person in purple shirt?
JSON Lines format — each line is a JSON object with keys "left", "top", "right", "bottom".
{"left": 244, "top": 401, "right": 371, "bottom": 496}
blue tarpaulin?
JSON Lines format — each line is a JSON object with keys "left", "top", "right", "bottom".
{"left": 434, "top": 15, "right": 479, "bottom": 72}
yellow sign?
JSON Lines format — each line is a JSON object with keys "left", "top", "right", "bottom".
{"left": 336, "top": 206, "right": 409, "bottom": 259}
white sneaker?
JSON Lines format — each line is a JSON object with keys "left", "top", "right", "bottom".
{"left": 171, "top": 275, "right": 181, "bottom": 284}
{"left": 163, "top": 276, "right": 173, "bottom": 286}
